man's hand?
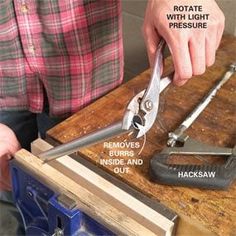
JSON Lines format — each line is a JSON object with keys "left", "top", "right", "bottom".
{"left": 143, "top": 0, "right": 225, "bottom": 86}
{"left": 0, "top": 124, "right": 20, "bottom": 191}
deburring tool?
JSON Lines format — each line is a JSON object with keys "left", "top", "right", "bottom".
{"left": 149, "top": 63, "right": 236, "bottom": 189}
{"left": 39, "top": 40, "right": 171, "bottom": 162}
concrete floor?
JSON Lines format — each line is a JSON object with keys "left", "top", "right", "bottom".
{"left": 0, "top": 201, "right": 22, "bottom": 236}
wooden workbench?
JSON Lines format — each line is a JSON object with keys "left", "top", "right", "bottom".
{"left": 46, "top": 35, "right": 236, "bottom": 235}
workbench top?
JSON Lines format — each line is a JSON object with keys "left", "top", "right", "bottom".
{"left": 47, "top": 35, "right": 236, "bottom": 236}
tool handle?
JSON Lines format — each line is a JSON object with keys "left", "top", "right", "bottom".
{"left": 140, "top": 40, "right": 165, "bottom": 112}
{"left": 149, "top": 154, "right": 236, "bottom": 190}
{"left": 181, "top": 65, "right": 235, "bottom": 131}
{"left": 160, "top": 76, "right": 172, "bottom": 93}
{"left": 168, "top": 64, "right": 236, "bottom": 147}
{"left": 182, "top": 65, "right": 235, "bottom": 128}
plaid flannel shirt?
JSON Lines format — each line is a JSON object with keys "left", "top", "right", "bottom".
{"left": 0, "top": 0, "right": 123, "bottom": 117}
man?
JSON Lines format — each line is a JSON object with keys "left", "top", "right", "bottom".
{"left": 0, "top": 0, "right": 225, "bottom": 235}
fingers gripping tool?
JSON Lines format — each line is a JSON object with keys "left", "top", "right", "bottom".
{"left": 39, "top": 40, "right": 171, "bottom": 162}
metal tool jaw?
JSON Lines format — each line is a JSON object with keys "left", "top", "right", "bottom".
{"left": 122, "top": 40, "right": 166, "bottom": 138}
{"left": 39, "top": 40, "right": 170, "bottom": 162}
{"left": 122, "top": 90, "right": 145, "bottom": 136}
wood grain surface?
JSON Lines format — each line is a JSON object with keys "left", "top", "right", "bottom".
{"left": 47, "top": 35, "right": 236, "bottom": 236}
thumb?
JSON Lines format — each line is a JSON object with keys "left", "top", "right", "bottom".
{"left": 0, "top": 146, "right": 10, "bottom": 158}
{"left": 0, "top": 124, "right": 21, "bottom": 156}
{"left": 0, "top": 142, "right": 20, "bottom": 158}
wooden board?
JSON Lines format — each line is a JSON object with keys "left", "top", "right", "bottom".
{"left": 47, "top": 35, "right": 236, "bottom": 236}
{"left": 14, "top": 138, "right": 176, "bottom": 236}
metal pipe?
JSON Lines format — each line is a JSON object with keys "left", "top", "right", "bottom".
{"left": 181, "top": 63, "right": 236, "bottom": 130}
{"left": 39, "top": 73, "right": 173, "bottom": 163}
{"left": 39, "top": 121, "right": 134, "bottom": 163}
{"left": 168, "top": 63, "right": 236, "bottom": 147}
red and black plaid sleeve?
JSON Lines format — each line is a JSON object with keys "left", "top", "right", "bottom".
{"left": 0, "top": 0, "right": 123, "bottom": 117}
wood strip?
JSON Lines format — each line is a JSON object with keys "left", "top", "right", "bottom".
{"left": 29, "top": 138, "right": 175, "bottom": 235}
{"left": 46, "top": 35, "right": 236, "bottom": 236}
{"left": 15, "top": 148, "right": 156, "bottom": 236}
{"left": 12, "top": 139, "right": 177, "bottom": 236}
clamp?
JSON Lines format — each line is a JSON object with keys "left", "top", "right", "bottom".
{"left": 149, "top": 63, "right": 236, "bottom": 189}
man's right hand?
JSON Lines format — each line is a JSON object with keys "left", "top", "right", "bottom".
{"left": 0, "top": 124, "right": 21, "bottom": 191}
{"left": 142, "top": 0, "right": 225, "bottom": 86}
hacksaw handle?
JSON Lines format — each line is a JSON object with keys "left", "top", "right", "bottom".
{"left": 149, "top": 153, "right": 236, "bottom": 190}
{"left": 181, "top": 66, "right": 235, "bottom": 129}
{"left": 168, "top": 63, "right": 236, "bottom": 147}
